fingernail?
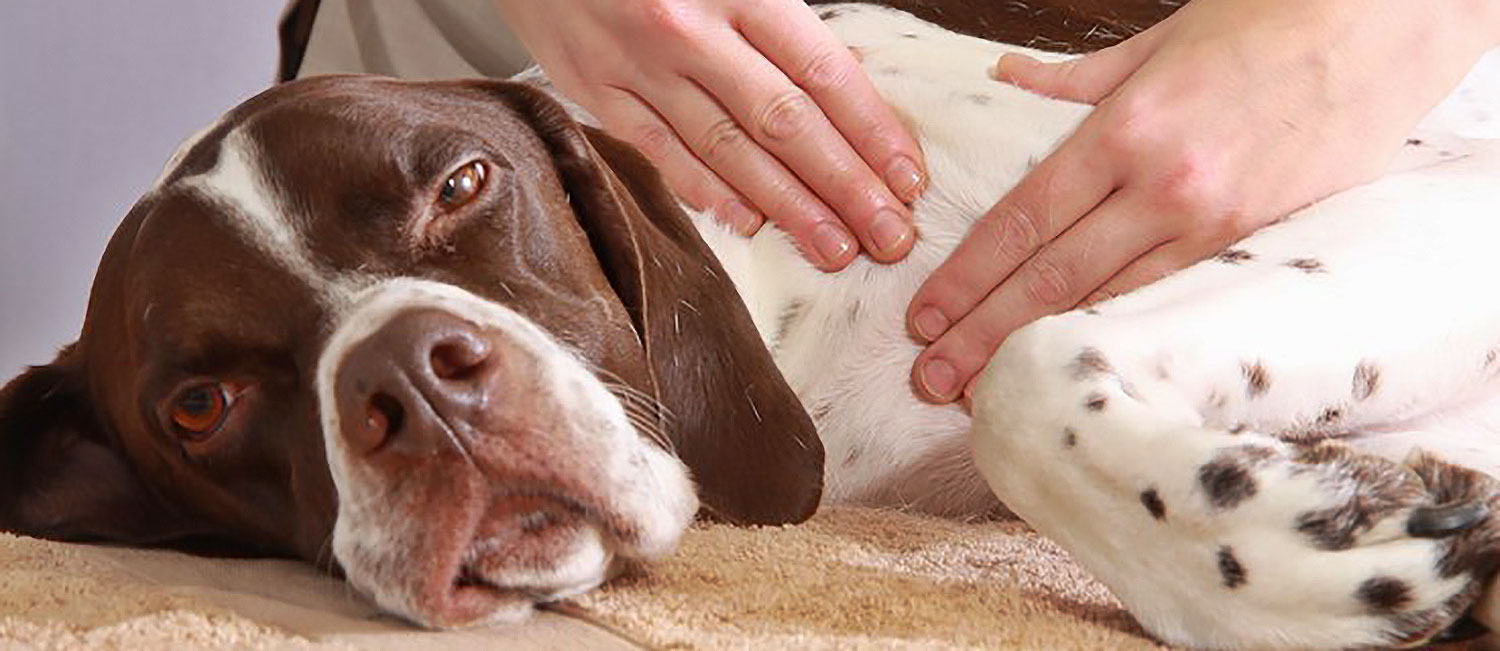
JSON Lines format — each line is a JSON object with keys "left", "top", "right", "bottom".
{"left": 885, "top": 156, "right": 926, "bottom": 203}
{"left": 718, "top": 199, "right": 762, "bottom": 235}
{"left": 991, "top": 54, "right": 1026, "bottom": 82}
{"left": 912, "top": 307, "right": 949, "bottom": 341}
{"left": 812, "top": 222, "right": 855, "bottom": 267}
{"left": 869, "top": 208, "right": 913, "bottom": 259}
{"left": 919, "top": 358, "right": 960, "bottom": 401}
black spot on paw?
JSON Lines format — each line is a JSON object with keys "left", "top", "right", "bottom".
{"left": 965, "top": 93, "right": 992, "bottom": 106}
{"left": 1199, "top": 447, "right": 1274, "bottom": 509}
{"left": 1215, "top": 249, "right": 1254, "bottom": 264}
{"left": 1241, "top": 361, "right": 1271, "bottom": 398}
{"left": 901, "top": 31, "right": 919, "bottom": 39}
{"left": 1406, "top": 138, "right": 1425, "bottom": 147}
{"left": 1286, "top": 258, "right": 1326, "bottom": 273}
{"left": 1140, "top": 488, "right": 1166, "bottom": 520}
{"left": 1085, "top": 392, "right": 1108, "bottom": 411}
{"left": 1082, "top": 307, "right": 1101, "bottom": 316}
{"left": 1357, "top": 576, "right": 1412, "bottom": 613}
{"left": 1071, "top": 347, "right": 1112, "bottom": 380}
{"left": 815, "top": 7, "right": 844, "bottom": 19}
{"left": 1217, "top": 546, "right": 1246, "bottom": 588}
{"left": 1352, "top": 361, "right": 1381, "bottom": 401}
{"left": 1063, "top": 427, "right": 1078, "bottom": 448}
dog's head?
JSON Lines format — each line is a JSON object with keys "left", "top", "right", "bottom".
{"left": 0, "top": 76, "right": 823, "bottom": 627}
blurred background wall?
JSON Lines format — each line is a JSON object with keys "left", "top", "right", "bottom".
{"left": 0, "top": 1, "right": 284, "bottom": 375}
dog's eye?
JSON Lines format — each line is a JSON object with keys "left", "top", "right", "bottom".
{"left": 171, "top": 383, "right": 231, "bottom": 439}
{"left": 438, "top": 160, "right": 486, "bottom": 208}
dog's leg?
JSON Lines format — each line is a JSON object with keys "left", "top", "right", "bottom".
{"left": 970, "top": 143, "right": 1500, "bottom": 648}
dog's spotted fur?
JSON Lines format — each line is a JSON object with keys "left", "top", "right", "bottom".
{"left": 782, "top": 6, "right": 1500, "bottom": 647}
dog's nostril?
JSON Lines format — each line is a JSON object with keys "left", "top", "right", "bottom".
{"left": 430, "top": 336, "right": 491, "bottom": 381}
{"left": 368, "top": 392, "right": 406, "bottom": 443}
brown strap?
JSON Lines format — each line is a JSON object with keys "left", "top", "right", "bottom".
{"left": 276, "top": 0, "right": 324, "bottom": 82}
{"left": 807, "top": 0, "right": 1184, "bottom": 53}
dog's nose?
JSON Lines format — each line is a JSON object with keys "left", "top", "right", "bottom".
{"left": 333, "top": 309, "right": 496, "bottom": 455}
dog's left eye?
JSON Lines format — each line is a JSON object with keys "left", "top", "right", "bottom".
{"left": 438, "top": 160, "right": 486, "bottom": 208}
{"left": 170, "top": 383, "right": 232, "bottom": 439}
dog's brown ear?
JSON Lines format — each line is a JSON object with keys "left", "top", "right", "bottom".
{"left": 0, "top": 346, "right": 204, "bottom": 544}
{"left": 494, "top": 83, "right": 824, "bottom": 525}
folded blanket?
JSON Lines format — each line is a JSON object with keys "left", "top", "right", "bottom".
{"left": 0, "top": 507, "right": 1162, "bottom": 650}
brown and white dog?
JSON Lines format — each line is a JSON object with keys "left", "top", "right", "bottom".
{"left": 5, "top": 3, "right": 1500, "bottom": 648}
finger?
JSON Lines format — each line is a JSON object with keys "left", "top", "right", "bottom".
{"left": 1079, "top": 240, "right": 1205, "bottom": 306}
{"left": 738, "top": 2, "right": 929, "bottom": 205}
{"left": 913, "top": 191, "right": 1172, "bottom": 403}
{"left": 992, "top": 21, "right": 1168, "bottom": 104}
{"left": 651, "top": 74, "right": 859, "bottom": 270}
{"left": 689, "top": 32, "right": 916, "bottom": 261}
{"left": 593, "top": 85, "right": 766, "bottom": 236}
{"left": 907, "top": 138, "right": 1116, "bottom": 344}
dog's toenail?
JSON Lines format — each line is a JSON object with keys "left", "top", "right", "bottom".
{"left": 1431, "top": 615, "right": 1489, "bottom": 643}
{"left": 1408, "top": 502, "right": 1488, "bottom": 538}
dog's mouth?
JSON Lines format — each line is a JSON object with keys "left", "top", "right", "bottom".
{"left": 411, "top": 486, "right": 631, "bottom": 627}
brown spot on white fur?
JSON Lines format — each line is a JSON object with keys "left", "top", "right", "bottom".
{"left": 1352, "top": 361, "right": 1381, "bottom": 401}
{"left": 1217, "top": 546, "right": 1246, "bottom": 588}
{"left": 1215, "top": 249, "right": 1254, "bottom": 264}
{"left": 1199, "top": 446, "right": 1275, "bottom": 509}
{"left": 1071, "top": 348, "right": 1112, "bottom": 380}
{"left": 1356, "top": 576, "right": 1413, "bottom": 613}
{"left": 1241, "top": 361, "right": 1271, "bottom": 398}
{"left": 1285, "top": 258, "right": 1326, "bottom": 273}
{"left": 1140, "top": 488, "right": 1166, "bottom": 520}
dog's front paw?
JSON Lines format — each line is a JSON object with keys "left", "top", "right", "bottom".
{"left": 971, "top": 351, "right": 1500, "bottom": 648}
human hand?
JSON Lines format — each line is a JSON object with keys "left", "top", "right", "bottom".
{"left": 495, "top": 0, "right": 927, "bottom": 270}
{"left": 906, "top": 0, "right": 1500, "bottom": 404}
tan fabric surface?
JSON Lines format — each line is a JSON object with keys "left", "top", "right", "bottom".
{"left": 0, "top": 507, "right": 1164, "bottom": 650}
{"left": 579, "top": 507, "right": 1160, "bottom": 650}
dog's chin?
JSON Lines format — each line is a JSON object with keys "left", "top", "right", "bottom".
{"left": 415, "top": 496, "right": 621, "bottom": 628}
{"left": 369, "top": 489, "right": 625, "bottom": 629}
{"left": 334, "top": 428, "right": 697, "bottom": 629}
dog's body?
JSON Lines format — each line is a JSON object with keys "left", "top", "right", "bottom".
{"left": 6, "top": 3, "right": 1500, "bottom": 648}
{"left": 709, "top": 10, "right": 1500, "bottom": 644}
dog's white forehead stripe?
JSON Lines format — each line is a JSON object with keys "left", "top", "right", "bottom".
{"left": 181, "top": 127, "right": 356, "bottom": 306}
